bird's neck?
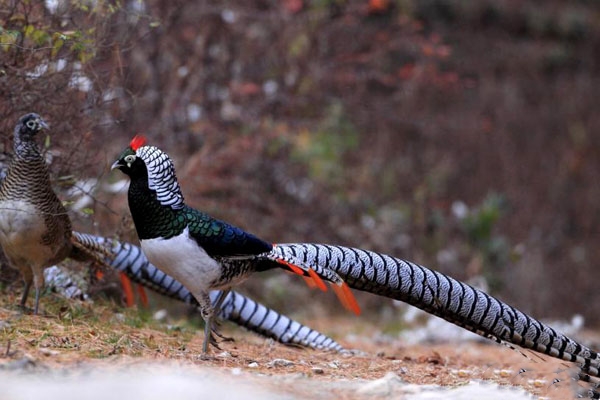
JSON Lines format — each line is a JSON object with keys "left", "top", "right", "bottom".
{"left": 13, "top": 135, "right": 42, "bottom": 162}
{"left": 127, "top": 177, "right": 187, "bottom": 240}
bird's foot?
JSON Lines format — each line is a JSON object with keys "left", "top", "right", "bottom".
{"left": 199, "top": 353, "right": 216, "bottom": 361}
{"left": 11, "top": 304, "right": 34, "bottom": 315}
{"left": 208, "top": 333, "right": 223, "bottom": 350}
{"left": 211, "top": 328, "right": 234, "bottom": 343}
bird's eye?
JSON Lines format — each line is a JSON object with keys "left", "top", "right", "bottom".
{"left": 25, "top": 120, "right": 37, "bottom": 130}
{"left": 124, "top": 154, "right": 136, "bottom": 164}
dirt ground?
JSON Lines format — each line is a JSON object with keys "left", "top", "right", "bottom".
{"left": 0, "top": 291, "right": 592, "bottom": 399}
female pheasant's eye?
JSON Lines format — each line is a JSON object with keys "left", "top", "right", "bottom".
{"left": 26, "top": 120, "right": 37, "bottom": 129}
{"left": 124, "top": 155, "right": 136, "bottom": 164}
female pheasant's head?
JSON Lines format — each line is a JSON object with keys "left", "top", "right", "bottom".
{"left": 15, "top": 113, "right": 49, "bottom": 140}
{"left": 112, "top": 135, "right": 184, "bottom": 209}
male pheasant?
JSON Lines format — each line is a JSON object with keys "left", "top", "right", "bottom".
{"left": 75, "top": 233, "right": 345, "bottom": 352}
{"left": 110, "top": 136, "right": 600, "bottom": 395}
{"left": 111, "top": 136, "right": 358, "bottom": 353}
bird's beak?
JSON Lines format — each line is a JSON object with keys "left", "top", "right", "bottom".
{"left": 38, "top": 118, "right": 49, "bottom": 130}
{"left": 111, "top": 160, "right": 123, "bottom": 170}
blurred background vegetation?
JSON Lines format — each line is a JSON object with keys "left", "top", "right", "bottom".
{"left": 0, "top": 0, "right": 599, "bottom": 326}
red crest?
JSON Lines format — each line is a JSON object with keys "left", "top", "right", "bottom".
{"left": 130, "top": 135, "right": 146, "bottom": 151}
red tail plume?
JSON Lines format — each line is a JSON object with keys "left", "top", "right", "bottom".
{"left": 306, "top": 268, "right": 328, "bottom": 292}
{"left": 137, "top": 285, "right": 149, "bottom": 307}
{"left": 130, "top": 135, "right": 146, "bottom": 151}
{"left": 331, "top": 283, "right": 361, "bottom": 316}
{"left": 273, "top": 255, "right": 360, "bottom": 314}
{"left": 119, "top": 272, "right": 135, "bottom": 307}
{"left": 277, "top": 258, "right": 328, "bottom": 291}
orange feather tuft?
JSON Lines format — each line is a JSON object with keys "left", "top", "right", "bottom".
{"left": 137, "top": 284, "right": 149, "bottom": 307}
{"left": 331, "top": 283, "right": 361, "bottom": 316}
{"left": 119, "top": 272, "right": 135, "bottom": 307}
{"left": 276, "top": 259, "right": 304, "bottom": 275}
{"left": 130, "top": 135, "right": 146, "bottom": 151}
{"left": 273, "top": 255, "right": 358, "bottom": 313}
{"left": 306, "top": 268, "right": 327, "bottom": 292}
{"left": 302, "top": 276, "right": 318, "bottom": 289}
{"left": 275, "top": 258, "right": 328, "bottom": 291}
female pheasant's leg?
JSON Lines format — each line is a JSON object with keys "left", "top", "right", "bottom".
{"left": 19, "top": 278, "right": 32, "bottom": 308}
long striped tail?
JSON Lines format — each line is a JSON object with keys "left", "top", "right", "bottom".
{"left": 272, "top": 243, "right": 600, "bottom": 391}
{"left": 71, "top": 231, "right": 114, "bottom": 264}
{"left": 73, "top": 232, "right": 344, "bottom": 352}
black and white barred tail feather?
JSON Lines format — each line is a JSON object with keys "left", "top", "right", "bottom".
{"left": 74, "top": 233, "right": 344, "bottom": 352}
{"left": 272, "top": 243, "right": 600, "bottom": 380}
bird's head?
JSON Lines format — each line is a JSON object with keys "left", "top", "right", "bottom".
{"left": 111, "top": 135, "right": 147, "bottom": 177}
{"left": 15, "top": 113, "right": 49, "bottom": 140}
{"left": 112, "top": 135, "right": 184, "bottom": 209}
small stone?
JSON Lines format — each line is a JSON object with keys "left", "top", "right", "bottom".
{"left": 39, "top": 348, "right": 60, "bottom": 356}
{"left": 328, "top": 361, "right": 340, "bottom": 369}
{"left": 357, "top": 372, "right": 405, "bottom": 396}
{"left": 495, "top": 369, "right": 514, "bottom": 378}
{"left": 267, "top": 358, "right": 294, "bottom": 367}
{"left": 216, "top": 351, "right": 231, "bottom": 358}
{"left": 248, "top": 362, "right": 259, "bottom": 368}
{"left": 311, "top": 367, "right": 324, "bottom": 375}
{"left": 531, "top": 379, "right": 547, "bottom": 387}
{"left": 113, "top": 313, "right": 125, "bottom": 323}
{"left": 0, "top": 357, "right": 36, "bottom": 371}
{"left": 153, "top": 309, "right": 168, "bottom": 321}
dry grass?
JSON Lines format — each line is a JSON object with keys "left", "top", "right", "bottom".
{"left": 0, "top": 289, "right": 590, "bottom": 399}
{"left": 0, "top": 291, "right": 192, "bottom": 363}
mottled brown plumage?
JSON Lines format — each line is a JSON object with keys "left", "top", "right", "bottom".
{"left": 0, "top": 113, "right": 96, "bottom": 313}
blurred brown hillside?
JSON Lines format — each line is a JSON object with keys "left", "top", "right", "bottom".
{"left": 1, "top": 0, "right": 600, "bottom": 324}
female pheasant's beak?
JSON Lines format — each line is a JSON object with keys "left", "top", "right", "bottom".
{"left": 37, "top": 118, "right": 49, "bottom": 130}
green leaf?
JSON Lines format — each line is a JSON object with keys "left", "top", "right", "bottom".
{"left": 51, "top": 38, "right": 64, "bottom": 58}
{"left": 0, "top": 30, "right": 18, "bottom": 51}
{"left": 23, "top": 24, "right": 35, "bottom": 39}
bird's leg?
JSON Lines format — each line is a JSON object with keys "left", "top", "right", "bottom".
{"left": 32, "top": 271, "right": 44, "bottom": 315}
{"left": 33, "top": 287, "right": 41, "bottom": 315}
{"left": 212, "top": 289, "right": 230, "bottom": 314}
{"left": 210, "top": 290, "right": 234, "bottom": 342}
{"left": 19, "top": 278, "right": 32, "bottom": 309}
{"left": 199, "top": 292, "right": 216, "bottom": 356}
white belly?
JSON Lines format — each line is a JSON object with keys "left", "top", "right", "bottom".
{"left": 0, "top": 200, "right": 55, "bottom": 269}
{"left": 140, "top": 227, "right": 222, "bottom": 299}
